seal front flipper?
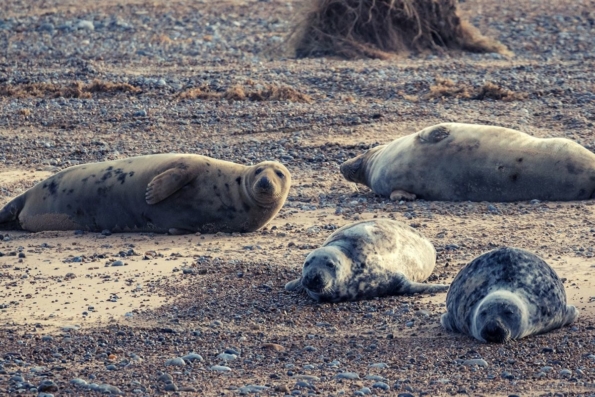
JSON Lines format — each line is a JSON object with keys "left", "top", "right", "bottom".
{"left": 390, "top": 190, "right": 416, "bottom": 201}
{"left": 146, "top": 168, "right": 196, "bottom": 205}
{"left": 0, "top": 195, "right": 25, "bottom": 230}
{"left": 285, "top": 278, "right": 304, "bottom": 292}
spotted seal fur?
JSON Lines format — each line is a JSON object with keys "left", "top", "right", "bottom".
{"left": 285, "top": 219, "right": 449, "bottom": 302}
{"left": 340, "top": 123, "right": 595, "bottom": 202}
{"left": 0, "top": 153, "right": 291, "bottom": 234}
{"left": 441, "top": 247, "right": 579, "bottom": 343}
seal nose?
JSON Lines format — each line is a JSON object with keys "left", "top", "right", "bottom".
{"left": 303, "top": 272, "right": 326, "bottom": 293}
{"left": 481, "top": 320, "right": 509, "bottom": 343}
{"left": 256, "top": 176, "right": 272, "bottom": 190}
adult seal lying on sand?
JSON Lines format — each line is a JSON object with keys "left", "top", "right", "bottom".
{"left": 285, "top": 219, "right": 449, "bottom": 302}
{"left": 0, "top": 154, "right": 291, "bottom": 234}
{"left": 441, "top": 247, "right": 578, "bottom": 343}
{"left": 340, "top": 122, "right": 595, "bottom": 202}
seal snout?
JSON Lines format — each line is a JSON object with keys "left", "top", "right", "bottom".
{"left": 256, "top": 176, "right": 273, "bottom": 190}
{"left": 480, "top": 320, "right": 510, "bottom": 343}
{"left": 302, "top": 271, "right": 330, "bottom": 293}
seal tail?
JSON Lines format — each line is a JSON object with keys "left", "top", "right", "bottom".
{"left": 0, "top": 195, "right": 25, "bottom": 230}
{"left": 403, "top": 281, "right": 449, "bottom": 295}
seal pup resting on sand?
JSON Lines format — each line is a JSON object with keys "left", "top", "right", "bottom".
{"left": 441, "top": 247, "right": 578, "bottom": 343}
{"left": 340, "top": 123, "right": 595, "bottom": 202}
{"left": 285, "top": 219, "right": 449, "bottom": 302}
{"left": 0, "top": 154, "right": 291, "bottom": 234}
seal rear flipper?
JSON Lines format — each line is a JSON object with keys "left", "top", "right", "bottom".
{"left": 402, "top": 280, "right": 449, "bottom": 295}
{"left": 564, "top": 305, "right": 579, "bottom": 326}
{"left": 146, "top": 168, "right": 197, "bottom": 205}
{"left": 440, "top": 312, "right": 458, "bottom": 333}
{"left": 0, "top": 195, "right": 25, "bottom": 230}
{"left": 285, "top": 278, "right": 304, "bottom": 292}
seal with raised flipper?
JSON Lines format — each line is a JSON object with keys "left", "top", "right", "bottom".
{"left": 285, "top": 219, "right": 449, "bottom": 302}
{"left": 340, "top": 123, "right": 595, "bottom": 202}
{"left": 0, "top": 154, "right": 291, "bottom": 234}
{"left": 440, "top": 247, "right": 579, "bottom": 343}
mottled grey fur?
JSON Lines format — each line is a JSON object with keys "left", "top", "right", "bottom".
{"left": 0, "top": 154, "right": 291, "bottom": 234}
{"left": 340, "top": 123, "right": 595, "bottom": 202}
{"left": 285, "top": 219, "right": 449, "bottom": 302}
{"left": 441, "top": 247, "right": 578, "bottom": 343}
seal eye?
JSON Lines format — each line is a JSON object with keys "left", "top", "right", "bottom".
{"left": 255, "top": 168, "right": 263, "bottom": 175}
{"left": 275, "top": 170, "right": 284, "bottom": 178}
{"left": 325, "top": 261, "right": 335, "bottom": 269}
{"left": 304, "top": 260, "right": 311, "bottom": 267}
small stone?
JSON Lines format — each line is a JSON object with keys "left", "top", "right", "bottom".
{"left": 238, "top": 385, "right": 269, "bottom": 394}
{"left": 181, "top": 353, "right": 203, "bottom": 362}
{"left": 369, "top": 363, "right": 389, "bottom": 369}
{"left": 210, "top": 365, "right": 232, "bottom": 372}
{"left": 111, "top": 260, "right": 124, "bottom": 266}
{"left": 217, "top": 353, "right": 237, "bottom": 361}
{"left": 335, "top": 372, "right": 360, "bottom": 380}
{"left": 262, "top": 343, "right": 285, "bottom": 352}
{"left": 291, "top": 375, "right": 320, "bottom": 381}
{"left": 463, "top": 359, "right": 488, "bottom": 368}
{"left": 163, "top": 383, "right": 178, "bottom": 392}
{"left": 560, "top": 369, "right": 572, "bottom": 377}
{"left": 106, "top": 364, "right": 118, "bottom": 371}
{"left": 158, "top": 374, "right": 173, "bottom": 383}
{"left": 38, "top": 380, "right": 58, "bottom": 392}
{"left": 372, "top": 382, "right": 390, "bottom": 390}
{"left": 355, "top": 387, "right": 372, "bottom": 395}
{"left": 101, "top": 229, "right": 112, "bottom": 236}
{"left": 165, "top": 358, "right": 186, "bottom": 367}
{"left": 76, "top": 20, "right": 95, "bottom": 30}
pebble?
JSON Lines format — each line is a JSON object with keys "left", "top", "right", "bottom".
{"left": 37, "top": 380, "right": 58, "bottom": 392}
{"left": 560, "top": 369, "right": 572, "bottom": 377}
{"left": 217, "top": 353, "right": 238, "bottom": 361}
{"left": 111, "top": 260, "right": 124, "bottom": 266}
{"left": 238, "top": 385, "right": 269, "bottom": 394}
{"left": 181, "top": 353, "right": 203, "bottom": 362}
{"left": 369, "top": 363, "right": 389, "bottom": 369}
{"left": 76, "top": 20, "right": 95, "bottom": 30}
{"left": 335, "top": 372, "right": 360, "bottom": 380}
{"left": 372, "top": 382, "right": 390, "bottom": 390}
{"left": 292, "top": 375, "right": 320, "bottom": 381}
{"left": 165, "top": 358, "right": 186, "bottom": 366}
{"left": 158, "top": 374, "right": 173, "bottom": 383}
{"left": 355, "top": 387, "right": 372, "bottom": 395}
{"left": 365, "top": 375, "right": 387, "bottom": 381}
{"left": 70, "top": 378, "right": 88, "bottom": 387}
{"left": 211, "top": 365, "right": 232, "bottom": 372}
{"left": 163, "top": 382, "right": 178, "bottom": 391}
{"left": 463, "top": 359, "right": 488, "bottom": 368}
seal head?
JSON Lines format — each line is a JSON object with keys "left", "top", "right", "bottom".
{"left": 243, "top": 161, "right": 291, "bottom": 208}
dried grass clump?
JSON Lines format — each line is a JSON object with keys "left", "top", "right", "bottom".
{"left": 473, "top": 82, "right": 528, "bottom": 101}
{"left": 424, "top": 78, "right": 527, "bottom": 101}
{"left": 177, "top": 83, "right": 313, "bottom": 103}
{"left": 288, "top": 0, "right": 511, "bottom": 59}
{"left": 0, "top": 80, "right": 141, "bottom": 99}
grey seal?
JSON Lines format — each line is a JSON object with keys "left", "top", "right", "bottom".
{"left": 0, "top": 153, "right": 291, "bottom": 234}
{"left": 340, "top": 122, "right": 595, "bottom": 202}
{"left": 441, "top": 247, "right": 579, "bottom": 343}
{"left": 285, "top": 219, "right": 449, "bottom": 302}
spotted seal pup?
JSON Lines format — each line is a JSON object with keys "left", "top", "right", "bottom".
{"left": 0, "top": 154, "right": 291, "bottom": 234}
{"left": 285, "top": 219, "right": 449, "bottom": 302}
{"left": 340, "top": 122, "right": 595, "bottom": 202}
{"left": 441, "top": 247, "right": 579, "bottom": 343}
